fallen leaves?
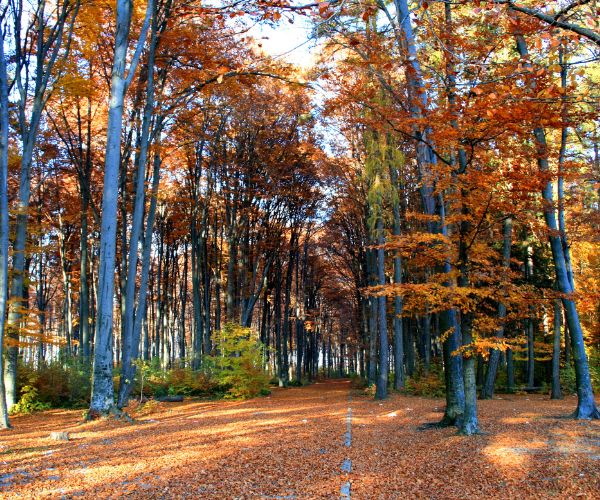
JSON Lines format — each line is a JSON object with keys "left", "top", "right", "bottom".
{"left": 0, "top": 382, "right": 598, "bottom": 498}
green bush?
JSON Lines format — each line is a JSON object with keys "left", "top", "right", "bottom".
{"left": 402, "top": 363, "right": 446, "bottom": 398}
{"left": 10, "top": 385, "right": 51, "bottom": 415}
{"left": 560, "top": 364, "right": 577, "bottom": 394}
{"left": 130, "top": 359, "right": 223, "bottom": 399}
{"left": 350, "top": 373, "right": 368, "bottom": 390}
{"left": 16, "top": 360, "right": 90, "bottom": 409}
{"left": 206, "top": 323, "right": 270, "bottom": 399}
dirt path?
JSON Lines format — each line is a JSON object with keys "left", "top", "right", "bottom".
{"left": 0, "top": 381, "right": 599, "bottom": 499}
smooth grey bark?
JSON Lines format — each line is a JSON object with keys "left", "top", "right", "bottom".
{"left": 375, "top": 217, "right": 388, "bottom": 400}
{"left": 367, "top": 250, "right": 378, "bottom": 385}
{"left": 90, "top": 0, "right": 132, "bottom": 415}
{"left": 557, "top": 48, "right": 575, "bottom": 292}
{"left": 438, "top": 200, "right": 465, "bottom": 427}
{"left": 481, "top": 217, "right": 513, "bottom": 399}
{"left": 4, "top": 0, "right": 79, "bottom": 409}
{"left": 459, "top": 312, "right": 478, "bottom": 435}
{"left": 90, "top": 0, "right": 152, "bottom": 415}
{"left": 118, "top": 153, "right": 161, "bottom": 406}
{"left": 389, "top": 0, "right": 464, "bottom": 425}
{"left": 458, "top": 193, "right": 478, "bottom": 435}
{"left": 0, "top": 26, "right": 12, "bottom": 428}
{"left": 525, "top": 244, "right": 535, "bottom": 388}
{"left": 506, "top": 347, "right": 515, "bottom": 392}
{"left": 390, "top": 167, "right": 404, "bottom": 390}
{"left": 551, "top": 299, "right": 563, "bottom": 400}
{"left": 515, "top": 33, "right": 599, "bottom": 420}
{"left": 118, "top": 2, "right": 159, "bottom": 406}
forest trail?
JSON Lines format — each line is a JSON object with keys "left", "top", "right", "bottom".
{"left": 1, "top": 381, "right": 599, "bottom": 499}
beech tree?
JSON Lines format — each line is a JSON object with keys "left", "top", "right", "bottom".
{"left": 0, "top": 0, "right": 596, "bottom": 432}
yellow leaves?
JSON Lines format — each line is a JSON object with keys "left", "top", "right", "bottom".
{"left": 439, "top": 326, "right": 455, "bottom": 343}
{"left": 548, "top": 64, "right": 562, "bottom": 73}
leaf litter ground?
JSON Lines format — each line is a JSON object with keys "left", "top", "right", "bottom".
{"left": 0, "top": 380, "right": 598, "bottom": 498}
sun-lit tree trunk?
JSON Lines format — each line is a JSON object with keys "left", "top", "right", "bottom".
{"left": 118, "top": 3, "right": 160, "bottom": 406}
{"left": 390, "top": 0, "right": 464, "bottom": 425}
{"left": 0, "top": 27, "right": 12, "bottom": 428}
{"left": 90, "top": 0, "right": 152, "bottom": 415}
{"left": 4, "top": 0, "right": 79, "bottom": 410}
{"left": 515, "top": 32, "right": 599, "bottom": 420}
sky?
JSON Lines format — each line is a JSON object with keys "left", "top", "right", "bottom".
{"left": 247, "top": 14, "right": 319, "bottom": 69}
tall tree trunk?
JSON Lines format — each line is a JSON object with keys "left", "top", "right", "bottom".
{"left": 90, "top": 0, "right": 151, "bottom": 415}
{"left": 375, "top": 217, "right": 388, "bottom": 400}
{"left": 458, "top": 194, "right": 479, "bottom": 435}
{"left": 390, "top": 166, "right": 404, "bottom": 390}
{"left": 367, "top": 250, "right": 377, "bottom": 385}
{"left": 515, "top": 32, "right": 599, "bottom": 420}
{"left": 0, "top": 34, "right": 12, "bottom": 427}
{"left": 4, "top": 0, "right": 79, "bottom": 411}
{"left": 551, "top": 299, "right": 563, "bottom": 400}
{"left": 481, "top": 217, "right": 513, "bottom": 399}
{"left": 118, "top": 153, "right": 161, "bottom": 406}
{"left": 118, "top": 10, "right": 158, "bottom": 405}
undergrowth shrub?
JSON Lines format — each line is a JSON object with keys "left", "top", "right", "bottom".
{"left": 131, "top": 359, "right": 223, "bottom": 399}
{"left": 350, "top": 373, "right": 368, "bottom": 390}
{"left": 10, "top": 385, "right": 50, "bottom": 415}
{"left": 15, "top": 360, "right": 90, "bottom": 410}
{"left": 206, "top": 323, "right": 270, "bottom": 398}
{"left": 402, "top": 363, "right": 446, "bottom": 398}
{"left": 559, "top": 349, "right": 600, "bottom": 395}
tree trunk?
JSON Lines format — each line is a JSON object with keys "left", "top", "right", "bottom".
{"left": 481, "top": 217, "right": 513, "bottom": 399}
{"left": 551, "top": 299, "right": 563, "bottom": 400}
{"left": 0, "top": 36, "right": 12, "bottom": 427}
{"left": 515, "top": 33, "right": 598, "bottom": 419}
{"left": 90, "top": 0, "right": 141, "bottom": 415}
{"left": 375, "top": 217, "right": 388, "bottom": 400}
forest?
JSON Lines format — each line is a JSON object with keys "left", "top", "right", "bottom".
{"left": 0, "top": 0, "right": 598, "bottom": 497}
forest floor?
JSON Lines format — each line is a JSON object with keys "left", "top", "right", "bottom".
{"left": 0, "top": 380, "right": 599, "bottom": 499}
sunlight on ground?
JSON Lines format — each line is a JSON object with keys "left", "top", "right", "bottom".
{"left": 1, "top": 384, "right": 599, "bottom": 498}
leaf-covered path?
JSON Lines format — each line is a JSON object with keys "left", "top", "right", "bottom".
{"left": 1, "top": 380, "right": 599, "bottom": 498}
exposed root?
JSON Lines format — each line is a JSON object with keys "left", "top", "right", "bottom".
{"left": 84, "top": 406, "right": 135, "bottom": 424}
{"left": 571, "top": 406, "right": 600, "bottom": 420}
{"left": 458, "top": 423, "right": 481, "bottom": 436}
{"left": 417, "top": 413, "right": 461, "bottom": 431}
